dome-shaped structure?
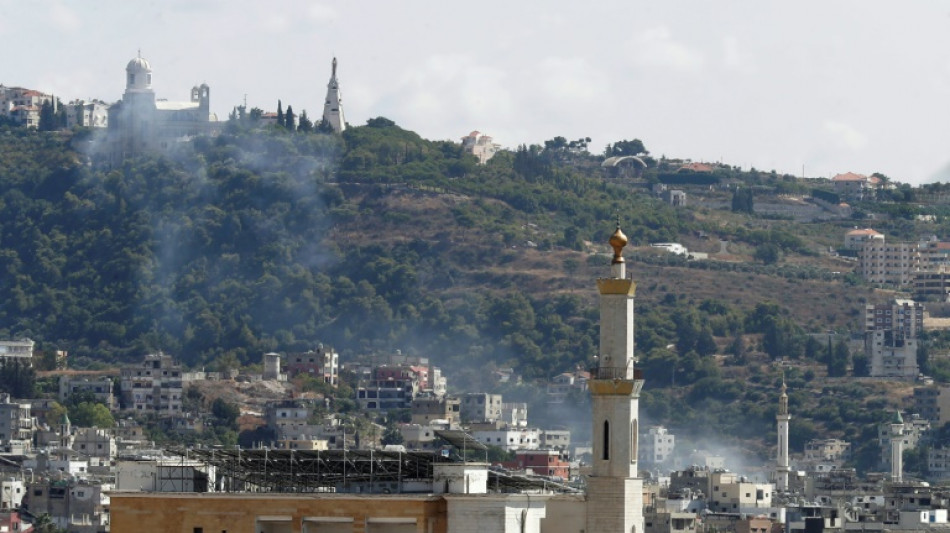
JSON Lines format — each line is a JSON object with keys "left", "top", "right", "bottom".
{"left": 125, "top": 54, "right": 153, "bottom": 91}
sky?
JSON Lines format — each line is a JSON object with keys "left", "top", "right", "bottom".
{"left": 4, "top": 0, "right": 950, "bottom": 184}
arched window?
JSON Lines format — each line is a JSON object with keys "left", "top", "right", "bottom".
{"left": 631, "top": 419, "right": 638, "bottom": 463}
{"left": 603, "top": 420, "right": 610, "bottom": 460}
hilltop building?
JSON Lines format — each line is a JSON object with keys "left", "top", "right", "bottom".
{"left": 461, "top": 131, "right": 501, "bottom": 164}
{"left": 831, "top": 172, "right": 881, "bottom": 200}
{"left": 0, "top": 86, "right": 53, "bottom": 127}
{"left": 105, "top": 53, "right": 217, "bottom": 163}
{"left": 322, "top": 57, "right": 346, "bottom": 133}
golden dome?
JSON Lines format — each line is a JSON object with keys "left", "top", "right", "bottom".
{"left": 609, "top": 225, "right": 628, "bottom": 264}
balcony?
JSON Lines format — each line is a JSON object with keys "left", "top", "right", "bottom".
{"left": 590, "top": 367, "right": 644, "bottom": 381}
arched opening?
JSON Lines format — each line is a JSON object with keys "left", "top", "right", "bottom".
{"left": 603, "top": 420, "right": 610, "bottom": 460}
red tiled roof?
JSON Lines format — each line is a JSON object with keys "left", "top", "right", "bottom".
{"left": 680, "top": 162, "right": 714, "bottom": 172}
{"left": 832, "top": 172, "right": 868, "bottom": 182}
{"left": 846, "top": 228, "right": 882, "bottom": 236}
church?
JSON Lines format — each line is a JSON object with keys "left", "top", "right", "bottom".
{"left": 104, "top": 54, "right": 218, "bottom": 164}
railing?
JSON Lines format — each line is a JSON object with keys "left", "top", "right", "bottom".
{"left": 589, "top": 367, "right": 644, "bottom": 381}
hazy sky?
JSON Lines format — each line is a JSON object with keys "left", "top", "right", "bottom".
{"left": 5, "top": 1, "right": 950, "bottom": 184}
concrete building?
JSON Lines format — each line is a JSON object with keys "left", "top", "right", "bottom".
{"left": 0, "top": 339, "right": 33, "bottom": 367}
{"left": 0, "top": 478, "right": 25, "bottom": 511}
{"left": 539, "top": 429, "right": 571, "bottom": 452}
{"left": 472, "top": 428, "right": 540, "bottom": 452}
{"left": 105, "top": 53, "right": 216, "bottom": 163}
{"left": 322, "top": 57, "right": 346, "bottom": 133}
{"left": 831, "top": 171, "right": 880, "bottom": 199}
{"left": 505, "top": 449, "right": 570, "bottom": 479}
{"left": 71, "top": 428, "right": 116, "bottom": 459}
{"left": 859, "top": 241, "right": 916, "bottom": 287}
{"left": 459, "top": 393, "right": 503, "bottom": 423}
{"left": 914, "top": 385, "right": 950, "bottom": 425}
{"left": 0, "top": 394, "right": 33, "bottom": 452}
{"left": 914, "top": 267, "right": 950, "bottom": 302}
{"left": 706, "top": 471, "right": 773, "bottom": 514}
{"left": 0, "top": 86, "right": 52, "bottom": 127}
{"left": 843, "top": 228, "right": 884, "bottom": 251}
{"left": 410, "top": 395, "right": 460, "bottom": 425}
{"left": 285, "top": 344, "right": 338, "bottom": 385}
{"left": 58, "top": 375, "right": 115, "bottom": 410}
{"left": 119, "top": 353, "right": 186, "bottom": 415}
{"left": 65, "top": 99, "right": 109, "bottom": 128}
{"left": 500, "top": 402, "right": 528, "bottom": 428}
{"left": 262, "top": 352, "right": 286, "bottom": 382}
{"left": 265, "top": 399, "right": 315, "bottom": 440}
{"left": 865, "top": 299, "right": 924, "bottom": 378}
{"left": 22, "top": 479, "right": 108, "bottom": 532}
{"left": 662, "top": 189, "right": 687, "bottom": 207}
{"left": 803, "top": 439, "right": 850, "bottom": 462}
{"left": 641, "top": 426, "right": 675, "bottom": 464}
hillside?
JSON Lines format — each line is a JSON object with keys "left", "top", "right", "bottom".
{"left": 0, "top": 119, "right": 942, "bottom": 472}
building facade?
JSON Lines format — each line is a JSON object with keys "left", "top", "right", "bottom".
{"left": 119, "top": 353, "right": 186, "bottom": 415}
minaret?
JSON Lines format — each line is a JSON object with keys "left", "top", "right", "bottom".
{"left": 776, "top": 376, "right": 791, "bottom": 491}
{"left": 586, "top": 221, "right": 644, "bottom": 533}
{"left": 890, "top": 411, "right": 904, "bottom": 482}
{"left": 322, "top": 57, "right": 346, "bottom": 133}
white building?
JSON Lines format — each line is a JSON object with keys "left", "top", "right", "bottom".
{"left": 460, "top": 393, "right": 503, "bottom": 423}
{"left": 472, "top": 428, "right": 540, "bottom": 452}
{"left": 642, "top": 426, "right": 676, "bottom": 464}
{"left": 706, "top": 470, "right": 773, "bottom": 514}
{"left": 461, "top": 131, "right": 501, "bottom": 164}
{"left": 0, "top": 339, "right": 34, "bottom": 367}
{"left": 65, "top": 99, "right": 109, "bottom": 128}
{"left": 0, "top": 478, "right": 25, "bottom": 510}
{"left": 106, "top": 54, "right": 216, "bottom": 163}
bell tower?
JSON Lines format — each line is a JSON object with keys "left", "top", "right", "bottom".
{"left": 586, "top": 221, "right": 644, "bottom": 533}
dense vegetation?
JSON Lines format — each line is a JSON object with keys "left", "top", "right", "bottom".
{"left": 0, "top": 119, "right": 941, "bottom": 473}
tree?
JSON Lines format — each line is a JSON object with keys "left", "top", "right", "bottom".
{"left": 827, "top": 339, "right": 849, "bottom": 377}
{"left": 755, "top": 243, "right": 781, "bottom": 265}
{"left": 69, "top": 402, "right": 114, "bottom": 428}
{"left": 38, "top": 101, "right": 57, "bottom": 131}
{"left": 605, "top": 139, "right": 648, "bottom": 157}
{"left": 731, "top": 188, "right": 754, "bottom": 213}
{"left": 276, "top": 100, "right": 284, "bottom": 127}
{"left": 285, "top": 105, "right": 296, "bottom": 131}
{"left": 212, "top": 398, "right": 240, "bottom": 429}
{"left": 298, "top": 110, "right": 313, "bottom": 133}
{"left": 381, "top": 420, "right": 404, "bottom": 446}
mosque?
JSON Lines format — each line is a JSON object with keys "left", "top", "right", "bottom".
{"left": 104, "top": 53, "right": 217, "bottom": 164}
{"left": 109, "top": 224, "right": 647, "bottom": 533}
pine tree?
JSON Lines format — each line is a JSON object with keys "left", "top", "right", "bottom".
{"left": 285, "top": 105, "right": 295, "bottom": 131}
{"left": 298, "top": 110, "right": 313, "bottom": 133}
{"left": 276, "top": 100, "right": 284, "bottom": 127}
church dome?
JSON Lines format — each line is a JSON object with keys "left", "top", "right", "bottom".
{"left": 126, "top": 56, "right": 152, "bottom": 73}
{"left": 125, "top": 54, "right": 153, "bottom": 91}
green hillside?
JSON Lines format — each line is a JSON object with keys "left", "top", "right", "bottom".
{"left": 0, "top": 119, "right": 941, "bottom": 473}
